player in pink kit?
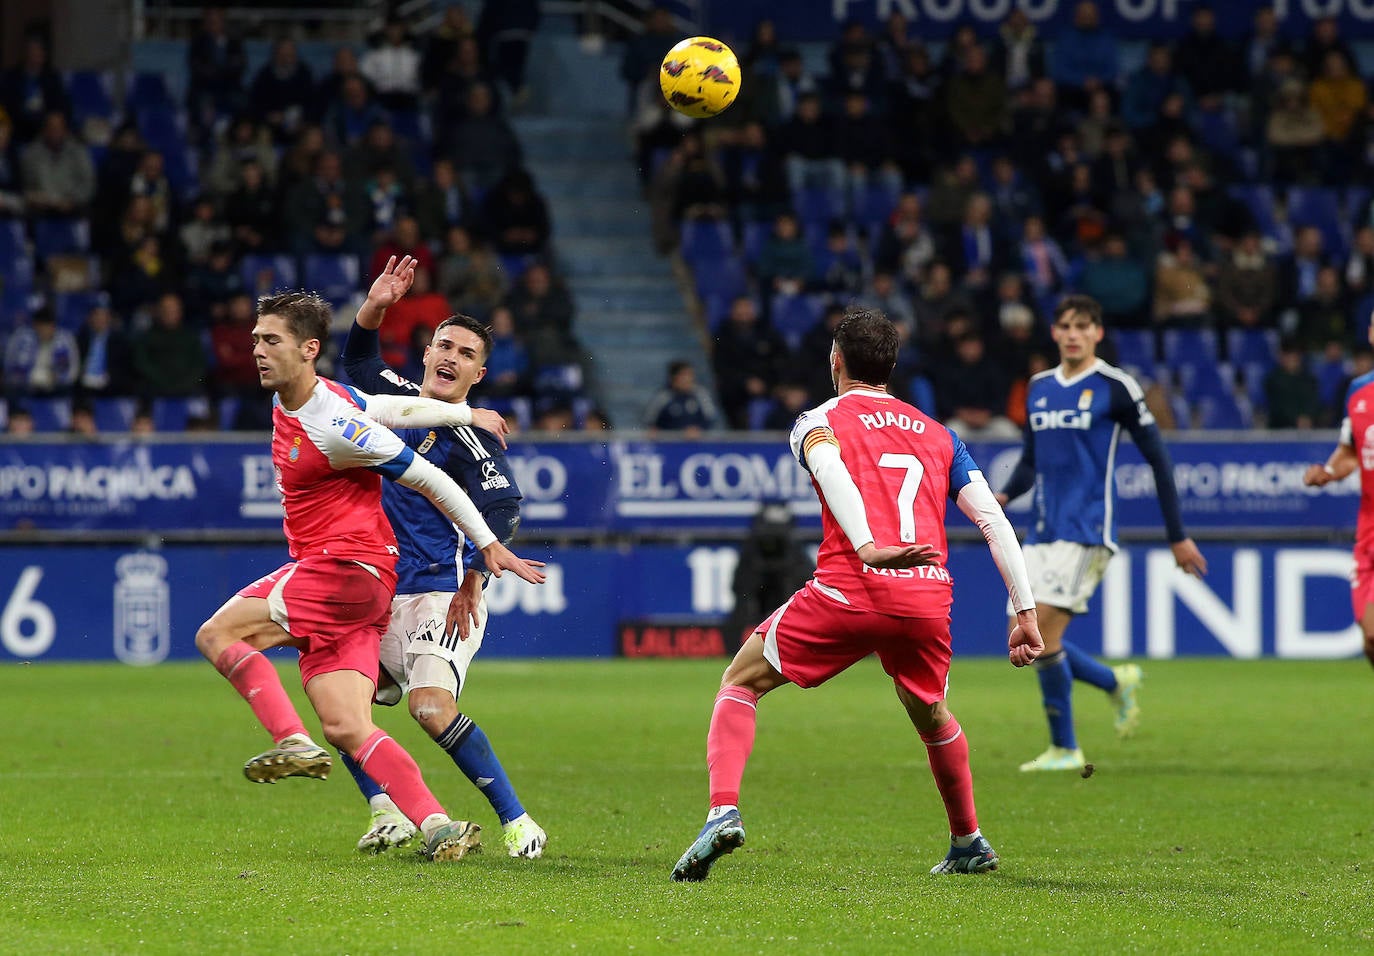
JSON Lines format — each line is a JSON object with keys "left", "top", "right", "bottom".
{"left": 1304, "top": 353, "right": 1374, "bottom": 671}
{"left": 195, "top": 265, "right": 546, "bottom": 862}
{"left": 671, "top": 308, "right": 1044, "bottom": 882}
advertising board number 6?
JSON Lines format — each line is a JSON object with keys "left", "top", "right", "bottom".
{"left": 2, "top": 567, "right": 56, "bottom": 657}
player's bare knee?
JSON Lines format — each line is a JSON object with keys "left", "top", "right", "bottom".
{"left": 318, "top": 715, "right": 371, "bottom": 754}
{"left": 194, "top": 620, "right": 227, "bottom": 660}
{"left": 409, "top": 687, "right": 457, "bottom": 735}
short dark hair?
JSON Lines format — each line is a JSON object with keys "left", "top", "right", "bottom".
{"left": 667, "top": 359, "right": 692, "bottom": 378}
{"left": 1054, "top": 294, "right": 1104, "bottom": 326}
{"left": 834, "top": 307, "right": 898, "bottom": 386}
{"left": 435, "top": 313, "right": 494, "bottom": 361}
{"left": 257, "top": 291, "right": 331, "bottom": 346}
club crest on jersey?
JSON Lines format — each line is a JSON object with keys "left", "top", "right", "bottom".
{"left": 417, "top": 430, "right": 437, "bottom": 455}
{"left": 1077, "top": 389, "right": 1093, "bottom": 411}
{"left": 480, "top": 459, "right": 511, "bottom": 491}
{"left": 336, "top": 417, "right": 373, "bottom": 449}
{"left": 289, "top": 436, "right": 302, "bottom": 462}
{"left": 1358, "top": 400, "right": 1367, "bottom": 413}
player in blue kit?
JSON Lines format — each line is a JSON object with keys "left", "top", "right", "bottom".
{"left": 996, "top": 295, "right": 1208, "bottom": 771}
{"left": 336, "top": 255, "right": 547, "bottom": 857}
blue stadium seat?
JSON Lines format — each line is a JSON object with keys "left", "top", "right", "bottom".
{"left": 25, "top": 397, "right": 72, "bottom": 432}
{"left": 1111, "top": 328, "right": 1157, "bottom": 381}
{"left": 153, "top": 396, "right": 210, "bottom": 432}
{"left": 0, "top": 256, "right": 35, "bottom": 327}
{"left": 1315, "top": 358, "right": 1348, "bottom": 409}
{"left": 1225, "top": 328, "right": 1279, "bottom": 369}
{"left": 1177, "top": 361, "right": 1234, "bottom": 403}
{"left": 92, "top": 397, "right": 136, "bottom": 431}
{"left": 1194, "top": 106, "right": 1241, "bottom": 163}
{"left": 218, "top": 397, "right": 240, "bottom": 431}
{"left": 240, "top": 255, "right": 299, "bottom": 295}
{"left": 770, "top": 292, "right": 823, "bottom": 351}
{"left": 1195, "top": 392, "right": 1250, "bottom": 430}
{"left": 908, "top": 374, "right": 936, "bottom": 415}
{"left": 304, "top": 253, "right": 361, "bottom": 306}
{"left": 740, "top": 221, "right": 768, "bottom": 264}
{"left": 853, "top": 181, "right": 901, "bottom": 236}
{"left": 1161, "top": 328, "right": 1219, "bottom": 370}
{"left": 1228, "top": 185, "right": 1280, "bottom": 243}
{"left": 1347, "top": 187, "right": 1371, "bottom": 231}
{"left": 1355, "top": 293, "right": 1374, "bottom": 342}
{"left": 125, "top": 72, "right": 171, "bottom": 111}
{"left": 1168, "top": 391, "right": 1193, "bottom": 428}
{"left": 793, "top": 185, "right": 839, "bottom": 229}
{"left": 66, "top": 70, "right": 117, "bottom": 126}
{"left": 1288, "top": 186, "right": 1347, "bottom": 258}
{"left": 387, "top": 109, "right": 431, "bottom": 146}
{"left": 679, "top": 219, "right": 734, "bottom": 262}
{"left": 691, "top": 255, "right": 748, "bottom": 301}
{"left": 162, "top": 146, "right": 200, "bottom": 200}
{"left": 54, "top": 291, "right": 104, "bottom": 331}
{"left": 500, "top": 253, "right": 534, "bottom": 280}
{"left": 702, "top": 292, "right": 739, "bottom": 331}
{"left": 32, "top": 218, "right": 91, "bottom": 258}
{"left": 746, "top": 396, "right": 774, "bottom": 431}
{"left": 0, "top": 219, "right": 26, "bottom": 260}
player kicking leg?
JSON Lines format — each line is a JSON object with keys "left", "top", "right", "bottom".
{"left": 336, "top": 582, "right": 546, "bottom": 859}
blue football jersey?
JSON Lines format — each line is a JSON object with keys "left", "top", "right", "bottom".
{"left": 1017, "top": 359, "right": 1160, "bottom": 549}
{"left": 341, "top": 326, "right": 522, "bottom": 594}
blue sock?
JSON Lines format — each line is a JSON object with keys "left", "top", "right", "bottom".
{"left": 436, "top": 714, "right": 525, "bottom": 825}
{"left": 337, "top": 748, "right": 385, "bottom": 802}
{"left": 1062, "top": 640, "right": 1118, "bottom": 692}
{"left": 1033, "top": 650, "right": 1077, "bottom": 749}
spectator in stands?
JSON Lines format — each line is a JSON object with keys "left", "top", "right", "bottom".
{"left": 1266, "top": 79, "right": 1325, "bottom": 184}
{"left": 1216, "top": 232, "right": 1278, "bottom": 330}
{"left": 765, "top": 48, "right": 819, "bottom": 126}
{"left": 712, "top": 296, "right": 787, "bottom": 430}
{"left": 283, "top": 151, "right": 367, "bottom": 255}
{"left": 279, "top": 124, "right": 326, "bottom": 190}
{"left": 1050, "top": 1, "right": 1119, "bottom": 110}
{"left": 945, "top": 44, "right": 1008, "bottom": 149}
{"left": 481, "top": 305, "right": 530, "bottom": 398}
{"left": 722, "top": 122, "right": 789, "bottom": 225}
{"left": 874, "top": 192, "right": 936, "bottom": 286}
{"left": 993, "top": 301, "right": 1047, "bottom": 384}
{"left": 991, "top": 9, "right": 1044, "bottom": 92}
{"left": 414, "top": 158, "right": 469, "bottom": 242}
{"left": 1079, "top": 233, "right": 1150, "bottom": 327}
{"left": 744, "top": 19, "right": 783, "bottom": 78}
{"left": 477, "top": 0, "right": 541, "bottom": 102}
{"left": 937, "top": 24, "right": 979, "bottom": 81}
{"left": 1153, "top": 234, "right": 1212, "bottom": 326}
{"left": 1303, "top": 16, "right": 1355, "bottom": 82}
{"left": 0, "top": 113, "right": 22, "bottom": 215}
{"left": 361, "top": 17, "right": 423, "bottom": 112}
{"left": 776, "top": 93, "right": 843, "bottom": 202}
{"left": 659, "top": 131, "right": 727, "bottom": 230}
{"left": 5, "top": 408, "right": 34, "bottom": 436}
{"left": 69, "top": 402, "right": 97, "bottom": 437}
{"left": 886, "top": 45, "right": 941, "bottom": 183}
{"left": 206, "top": 116, "right": 277, "bottom": 199}
{"left": 314, "top": 47, "right": 370, "bottom": 122}
{"left": 184, "top": 240, "right": 244, "bottom": 324}
{"left": 4, "top": 306, "right": 77, "bottom": 398}
{"left": 1121, "top": 44, "right": 1190, "bottom": 134}
{"left": 21, "top": 111, "right": 94, "bottom": 216}
{"left": 835, "top": 92, "right": 902, "bottom": 203}
{"left": 209, "top": 292, "right": 259, "bottom": 400}
{"left": 1175, "top": 5, "right": 1238, "bottom": 109}
{"left": 532, "top": 402, "right": 575, "bottom": 433}
{"left": 186, "top": 7, "right": 246, "bottom": 137}
{"left": 1308, "top": 51, "right": 1367, "bottom": 184}
{"left": 481, "top": 166, "right": 550, "bottom": 256}
{"left": 951, "top": 192, "right": 1006, "bottom": 290}
{"left": 1076, "top": 88, "right": 1116, "bottom": 158}
{"left": 129, "top": 404, "right": 155, "bottom": 435}
{"left": 1282, "top": 226, "right": 1329, "bottom": 306}
{"left": 1347, "top": 227, "right": 1374, "bottom": 298}
{"left": 631, "top": 66, "right": 693, "bottom": 186}
{"left": 128, "top": 149, "right": 174, "bottom": 235}
{"left": 644, "top": 360, "right": 719, "bottom": 435}
{"left": 762, "top": 381, "right": 811, "bottom": 431}
{"left": 799, "top": 303, "right": 846, "bottom": 402}
{"left": 109, "top": 234, "right": 170, "bottom": 318}
{"left": 1019, "top": 214, "right": 1070, "bottom": 303}
{"left": 1009, "top": 76, "right": 1059, "bottom": 171}
{"left": 132, "top": 293, "right": 206, "bottom": 397}
{"left": 756, "top": 211, "right": 813, "bottom": 299}
{"left": 423, "top": 5, "right": 476, "bottom": 89}
{"left": 324, "top": 76, "right": 389, "bottom": 148}
{"left": 344, "top": 120, "right": 416, "bottom": 190}
{"left": 179, "top": 196, "right": 230, "bottom": 267}
{"left": 224, "top": 158, "right": 278, "bottom": 252}
{"left": 506, "top": 261, "right": 574, "bottom": 342}
{"left": 620, "top": 6, "right": 677, "bottom": 113}
{"left": 361, "top": 164, "right": 407, "bottom": 237}
{"left": 828, "top": 20, "right": 885, "bottom": 103}
{"left": 378, "top": 265, "right": 450, "bottom": 369}
{"left": 451, "top": 83, "right": 522, "bottom": 191}
{"left": 813, "top": 221, "right": 864, "bottom": 296}
{"left": 911, "top": 260, "right": 973, "bottom": 350}
{"left": 1091, "top": 124, "right": 1138, "bottom": 205}
{"left": 1056, "top": 162, "right": 1108, "bottom": 252}
{"left": 1241, "top": 6, "right": 1289, "bottom": 84}
{"left": 933, "top": 331, "right": 1019, "bottom": 439}
{"left": 250, "top": 39, "right": 314, "bottom": 145}
{"left": 986, "top": 154, "right": 1040, "bottom": 248}
{"left": 924, "top": 154, "right": 979, "bottom": 233}
{"left": 0, "top": 34, "right": 67, "bottom": 143}
{"left": 74, "top": 301, "right": 133, "bottom": 398}
{"left": 1295, "top": 266, "right": 1350, "bottom": 351}
{"left": 437, "top": 225, "right": 507, "bottom": 316}
{"left": 1264, "top": 339, "right": 1321, "bottom": 429}
{"left": 434, "top": 36, "right": 492, "bottom": 145}
{"left": 856, "top": 270, "right": 915, "bottom": 334}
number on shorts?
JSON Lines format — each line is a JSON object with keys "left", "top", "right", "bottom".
{"left": 878, "top": 453, "right": 925, "bottom": 543}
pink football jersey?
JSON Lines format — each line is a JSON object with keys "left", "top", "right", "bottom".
{"left": 789, "top": 387, "right": 986, "bottom": 617}
{"left": 1341, "top": 371, "right": 1374, "bottom": 555}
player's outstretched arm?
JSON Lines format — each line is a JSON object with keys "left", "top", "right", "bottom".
{"left": 1008, "top": 608, "right": 1043, "bottom": 667}
{"left": 1304, "top": 443, "right": 1357, "bottom": 487}
{"left": 356, "top": 390, "right": 510, "bottom": 446}
{"left": 856, "top": 542, "right": 942, "bottom": 568}
{"left": 956, "top": 478, "right": 1037, "bottom": 617}
{"left": 356, "top": 254, "right": 417, "bottom": 330}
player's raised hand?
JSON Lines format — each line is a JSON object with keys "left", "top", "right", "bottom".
{"left": 1171, "top": 538, "right": 1207, "bottom": 577}
{"left": 481, "top": 541, "right": 547, "bottom": 584}
{"left": 444, "top": 570, "right": 484, "bottom": 641}
{"left": 1008, "top": 608, "right": 1043, "bottom": 667}
{"left": 856, "top": 542, "right": 942, "bottom": 569}
{"left": 366, "top": 255, "right": 417, "bottom": 310}
{"left": 470, "top": 406, "right": 510, "bottom": 448}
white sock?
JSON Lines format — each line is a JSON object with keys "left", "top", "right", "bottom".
{"left": 419, "top": 812, "right": 451, "bottom": 840}
{"left": 951, "top": 829, "right": 982, "bottom": 849}
{"left": 368, "top": 794, "right": 399, "bottom": 814}
{"left": 707, "top": 804, "right": 738, "bottom": 823}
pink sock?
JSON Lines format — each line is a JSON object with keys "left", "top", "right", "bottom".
{"left": 920, "top": 717, "right": 978, "bottom": 836}
{"left": 354, "top": 729, "right": 445, "bottom": 825}
{"left": 214, "top": 642, "right": 306, "bottom": 743}
{"left": 707, "top": 685, "right": 758, "bottom": 808}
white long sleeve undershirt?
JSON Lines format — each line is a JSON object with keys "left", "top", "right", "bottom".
{"left": 395, "top": 453, "right": 497, "bottom": 549}
{"left": 957, "top": 479, "right": 1036, "bottom": 612}
{"left": 363, "top": 393, "right": 473, "bottom": 429}
{"left": 806, "top": 440, "right": 875, "bottom": 552}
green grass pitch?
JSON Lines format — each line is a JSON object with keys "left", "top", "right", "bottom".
{"left": 3, "top": 657, "right": 1371, "bottom": 954}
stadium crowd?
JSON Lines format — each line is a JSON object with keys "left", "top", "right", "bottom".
{"left": 0, "top": 1, "right": 603, "bottom": 435}
{"left": 631, "top": 4, "right": 1374, "bottom": 435}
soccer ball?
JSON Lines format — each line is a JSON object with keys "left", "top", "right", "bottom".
{"left": 659, "top": 36, "right": 740, "bottom": 119}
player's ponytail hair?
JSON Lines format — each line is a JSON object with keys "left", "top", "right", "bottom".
{"left": 835, "top": 307, "right": 899, "bottom": 387}
{"left": 257, "top": 291, "right": 332, "bottom": 348}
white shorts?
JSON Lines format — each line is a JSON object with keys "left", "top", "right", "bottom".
{"left": 1009, "top": 541, "right": 1114, "bottom": 616}
{"left": 379, "top": 591, "right": 488, "bottom": 699}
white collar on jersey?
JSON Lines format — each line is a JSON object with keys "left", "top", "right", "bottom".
{"left": 842, "top": 386, "right": 891, "bottom": 398}
{"left": 1053, "top": 359, "right": 1104, "bottom": 388}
